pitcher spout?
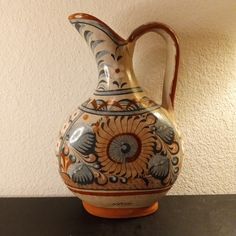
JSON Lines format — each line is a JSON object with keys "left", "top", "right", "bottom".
{"left": 69, "top": 13, "right": 126, "bottom": 44}
{"left": 68, "top": 13, "right": 139, "bottom": 92}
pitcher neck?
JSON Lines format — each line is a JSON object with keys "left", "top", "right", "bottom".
{"left": 95, "top": 45, "right": 139, "bottom": 92}
{"left": 69, "top": 13, "right": 140, "bottom": 93}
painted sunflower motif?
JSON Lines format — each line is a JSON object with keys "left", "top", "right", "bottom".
{"left": 95, "top": 114, "right": 156, "bottom": 178}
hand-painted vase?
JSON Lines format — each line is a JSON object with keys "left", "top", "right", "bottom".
{"left": 56, "top": 13, "right": 183, "bottom": 218}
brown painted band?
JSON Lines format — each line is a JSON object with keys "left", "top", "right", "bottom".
{"left": 67, "top": 185, "right": 171, "bottom": 196}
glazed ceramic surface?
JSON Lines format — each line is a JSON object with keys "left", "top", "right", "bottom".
{"left": 56, "top": 13, "right": 183, "bottom": 218}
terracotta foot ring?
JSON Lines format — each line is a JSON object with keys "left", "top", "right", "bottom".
{"left": 82, "top": 201, "right": 158, "bottom": 218}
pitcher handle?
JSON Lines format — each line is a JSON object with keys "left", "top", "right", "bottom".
{"left": 128, "top": 23, "right": 180, "bottom": 111}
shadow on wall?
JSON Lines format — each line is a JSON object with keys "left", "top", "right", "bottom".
{"left": 123, "top": 29, "right": 235, "bottom": 120}
{"left": 110, "top": 1, "right": 236, "bottom": 110}
{"left": 111, "top": 3, "right": 236, "bottom": 195}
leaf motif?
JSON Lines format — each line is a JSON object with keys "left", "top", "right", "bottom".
{"left": 96, "top": 51, "right": 110, "bottom": 61}
{"left": 149, "top": 154, "right": 169, "bottom": 180}
{"left": 90, "top": 40, "right": 104, "bottom": 51}
{"left": 71, "top": 164, "right": 94, "bottom": 185}
{"left": 118, "top": 99, "right": 139, "bottom": 111}
{"left": 97, "top": 63, "right": 112, "bottom": 70}
{"left": 95, "top": 99, "right": 108, "bottom": 111}
{"left": 155, "top": 123, "right": 174, "bottom": 144}
{"left": 111, "top": 53, "right": 116, "bottom": 60}
{"left": 113, "top": 81, "right": 120, "bottom": 87}
{"left": 98, "top": 79, "right": 107, "bottom": 85}
{"left": 84, "top": 30, "right": 93, "bottom": 43}
{"left": 97, "top": 86, "right": 105, "bottom": 91}
{"left": 121, "top": 82, "right": 127, "bottom": 88}
{"left": 117, "top": 55, "right": 123, "bottom": 61}
{"left": 99, "top": 70, "right": 106, "bottom": 78}
{"left": 69, "top": 124, "right": 96, "bottom": 155}
{"left": 97, "top": 59, "right": 105, "bottom": 67}
{"left": 74, "top": 23, "right": 85, "bottom": 34}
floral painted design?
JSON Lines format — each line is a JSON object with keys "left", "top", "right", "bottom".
{"left": 148, "top": 153, "right": 169, "bottom": 180}
{"left": 109, "top": 64, "right": 126, "bottom": 87}
{"left": 72, "top": 20, "right": 130, "bottom": 91}
{"left": 59, "top": 111, "right": 182, "bottom": 189}
{"left": 95, "top": 115, "right": 156, "bottom": 178}
{"left": 80, "top": 96, "right": 159, "bottom": 116}
{"left": 96, "top": 48, "right": 127, "bottom": 90}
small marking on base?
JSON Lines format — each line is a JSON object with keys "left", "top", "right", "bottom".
{"left": 82, "top": 201, "right": 158, "bottom": 219}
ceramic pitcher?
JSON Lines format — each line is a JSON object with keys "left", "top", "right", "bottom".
{"left": 56, "top": 13, "right": 183, "bottom": 218}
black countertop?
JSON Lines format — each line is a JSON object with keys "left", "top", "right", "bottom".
{"left": 0, "top": 195, "right": 235, "bottom": 236}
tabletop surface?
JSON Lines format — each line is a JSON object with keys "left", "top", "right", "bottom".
{"left": 0, "top": 195, "right": 235, "bottom": 236}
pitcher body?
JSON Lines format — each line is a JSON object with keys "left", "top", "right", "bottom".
{"left": 56, "top": 13, "right": 183, "bottom": 218}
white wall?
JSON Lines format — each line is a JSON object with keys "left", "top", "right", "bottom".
{"left": 0, "top": 0, "right": 235, "bottom": 196}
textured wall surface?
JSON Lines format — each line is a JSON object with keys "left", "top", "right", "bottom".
{"left": 0, "top": 0, "right": 235, "bottom": 196}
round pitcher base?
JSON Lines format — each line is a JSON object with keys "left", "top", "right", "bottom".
{"left": 82, "top": 201, "right": 158, "bottom": 218}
